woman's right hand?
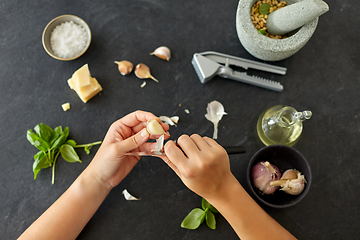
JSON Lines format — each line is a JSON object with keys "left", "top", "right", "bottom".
{"left": 159, "top": 134, "right": 235, "bottom": 200}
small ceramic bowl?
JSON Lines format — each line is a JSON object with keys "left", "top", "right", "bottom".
{"left": 247, "top": 145, "right": 311, "bottom": 208}
{"left": 42, "top": 15, "right": 91, "bottom": 61}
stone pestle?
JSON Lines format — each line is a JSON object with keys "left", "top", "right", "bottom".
{"left": 266, "top": 0, "right": 329, "bottom": 36}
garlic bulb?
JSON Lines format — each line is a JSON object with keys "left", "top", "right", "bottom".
{"left": 205, "top": 100, "right": 227, "bottom": 139}
{"left": 150, "top": 46, "right": 171, "bottom": 61}
{"left": 270, "top": 169, "right": 306, "bottom": 195}
{"left": 251, "top": 161, "right": 281, "bottom": 194}
{"left": 147, "top": 119, "right": 165, "bottom": 135}
{"left": 114, "top": 60, "right": 133, "bottom": 75}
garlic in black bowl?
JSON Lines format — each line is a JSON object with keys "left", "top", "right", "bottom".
{"left": 247, "top": 145, "right": 311, "bottom": 208}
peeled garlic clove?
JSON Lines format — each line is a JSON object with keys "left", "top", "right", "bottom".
{"left": 114, "top": 60, "right": 133, "bottom": 75}
{"left": 147, "top": 119, "right": 166, "bottom": 135}
{"left": 134, "top": 63, "right": 158, "bottom": 82}
{"left": 150, "top": 46, "right": 171, "bottom": 61}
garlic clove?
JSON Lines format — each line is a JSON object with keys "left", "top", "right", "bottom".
{"left": 134, "top": 63, "right": 158, "bottom": 83}
{"left": 150, "top": 46, "right": 171, "bottom": 61}
{"left": 114, "top": 60, "right": 133, "bottom": 75}
{"left": 270, "top": 169, "right": 306, "bottom": 195}
{"left": 147, "top": 119, "right": 166, "bottom": 135}
{"left": 281, "top": 169, "right": 298, "bottom": 180}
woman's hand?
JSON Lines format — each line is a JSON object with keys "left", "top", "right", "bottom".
{"left": 159, "top": 134, "right": 233, "bottom": 200}
{"left": 87, "top": 110, "right": 169, "bottom": 190}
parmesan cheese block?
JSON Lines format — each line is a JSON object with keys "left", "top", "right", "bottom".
{"left": 68, "top": 64, "right": 102, "bottom": 103}
{"left": 72, "top": 64, "right": 91, "bottom": 89}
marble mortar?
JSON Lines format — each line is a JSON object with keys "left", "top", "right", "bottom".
{"left": 236, "top": 0, "right": 318, "bottom": 61}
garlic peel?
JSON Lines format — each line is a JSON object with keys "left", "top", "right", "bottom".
{"left": 150, "top": 46, "right": 171, "bottom": 61}
{"left": 115, "top": 60, "right": 133, "bottom": 75}
{"left": 205, "top": 100, "right": 227, "bottom": 139}
{"left": 159, "top": 116, "right": 179, "bottom": 126}
{"left": 122, "top": 189, "right": 140, "bottom": 200}
{"left": 147, "top": 119, "right": 166, "bottom": 135}
{"left": 154, "top": 134, "right": 164, "bottom": 153}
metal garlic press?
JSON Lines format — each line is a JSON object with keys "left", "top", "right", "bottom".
{"left": 192, "top": 51, "right": 287, "bottom": 92}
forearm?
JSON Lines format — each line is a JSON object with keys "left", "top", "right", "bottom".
{"left": 18, "top": 167, "right": 111, "bottom": 240}
{"left": 207, "top": 175, "right": 296, "bottom": 240}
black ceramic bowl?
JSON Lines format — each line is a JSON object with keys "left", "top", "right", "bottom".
{"left": 247, "top": 145, "right": 312, "bottom": 208}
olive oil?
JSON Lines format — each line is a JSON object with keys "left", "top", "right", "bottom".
{"left": 257, "top": 105, "right": 312, "bottom": 146}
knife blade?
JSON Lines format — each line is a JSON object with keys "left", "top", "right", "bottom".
{"left": 124, "top": 145, "right": 246, "bottom": 157}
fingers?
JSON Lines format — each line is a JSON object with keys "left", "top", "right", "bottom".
{"left": 115, "top": 128, "right": 150, "bottom": 154}
{"left": 160, "top": 140, "right": 187, "bottom": 175}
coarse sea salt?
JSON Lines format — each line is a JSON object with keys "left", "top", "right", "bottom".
{"left": 50, "top": 21, "right": 88, "bottom": 59}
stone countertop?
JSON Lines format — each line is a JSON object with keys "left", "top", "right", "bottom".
{"left": 1, "top": 0, "right": 359, "bottom": 239}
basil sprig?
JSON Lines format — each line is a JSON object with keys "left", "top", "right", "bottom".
{"left": 27, "top": 123, "right": 101, "bottom": 184}
{"left": 181, "top": 198, "right": 219, "bottom": 230}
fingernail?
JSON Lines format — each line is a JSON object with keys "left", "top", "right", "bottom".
{"left": 141, "top": 128, "right": 150, "bottom": 138}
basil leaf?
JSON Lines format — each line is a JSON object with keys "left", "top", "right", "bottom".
{"left": 202, "top": 198, "right": 219, "bottom": 213}
{"left": 259, "top": 3, "right": 271, "bottom": 15}
{"left": 181, "top": 208, "right": 205, "bottom": 230}
{"left": 27, "top": 130, "right": 50, "bottom": 152}
{"left": 34, "top": 123, "right": 54, "bottom": 143}
{"left": 66, "top": 139, "right": 77, "bottom": 147}
{"left": 33, "top": 151, "right": 51, "bottom": 179}
{"left": 84, "top": 145, "right": 91, "bottom": 154}
{"left": 51, "top": 127, "right": 69, "bottom": 150}
{"left": 205, "top": 211, "right": 216, "bottom": 230}
{"left": 258, "top": 29, "right": 267, "bottom": 35}
{"left": 60, "top": 144, "right": 81, "bottom": 163}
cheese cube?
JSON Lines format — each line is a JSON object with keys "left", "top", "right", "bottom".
{"left": 72, "top": 64, "right": 91, "bottom": 89}
{"left": 68, "top": 64, "right": 102, "bottom": 103}
{"left": 61, "top": 103, "right": 71, "bottom": 111}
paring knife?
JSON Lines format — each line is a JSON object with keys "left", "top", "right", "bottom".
{"left": 124, "top": 145, "right": 246, "bottom": 157}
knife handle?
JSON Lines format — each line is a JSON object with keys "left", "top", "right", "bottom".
{"left": 223, "top": 146, "right": 246, "bottom": 155}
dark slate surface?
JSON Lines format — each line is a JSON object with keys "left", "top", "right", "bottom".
{"left": 1, "top": 0, "right": 359, "bottom": 239}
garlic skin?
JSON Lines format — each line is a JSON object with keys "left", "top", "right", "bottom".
{"left": 150, "top": 46, "right": 171, "bottom": 61}
{"left": 251, "top": 161, "right": 281, "bottom": 195}
{"left": 134, "top": 63, "right": 158, "bottom": 82}
{"left": 122, "top": 189, "right": 140, "bottom": 200}
{"left": 270, "top": 169, "right": 306, "bottom": 195}
{"left": 205, "top": 100, "right": 227, "bottom": 139}
{"left": 114, "top": 60, "right": 133, "bottom": 75}
{"left": 147, "top": 119, "right": 166, "bottom": 135}
{"left": 159, "top": 116, "right": 179, "bottom": 126}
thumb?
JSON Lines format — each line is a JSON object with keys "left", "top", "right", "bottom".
{"left": 117, "top": 128, "right": 150, "bottom": 154}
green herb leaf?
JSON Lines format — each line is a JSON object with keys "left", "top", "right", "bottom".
{"left": 181, "top": 208, "right": 206, "bottom": 230}
{"left": 66, "top": 139, "right": 77, "bottom": 147}
{"left": 51, "top": 127, "right": 69, "bottom": 150}
{"left": 27, "top": 130, "right": 50, "bottom": 152}
{"left": 34, "top": 123, "right": 54, "bottom": 143}
{"left": 202, "top": 198, "right": 219, "bottom": 213}
{"left": 258, "top": 29, "right": 267, "bottom": 35}
{"left": 60, "top": 144, "right": 81, "bottom": 163}
{"left": 205, "top": 211, "right": 216, "bottom": 229}
{"left": 259, "top": 3, "right": 271, "bottom": 15}
{"left": 33, "top": 151, "right": 51, "bottom": 179}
